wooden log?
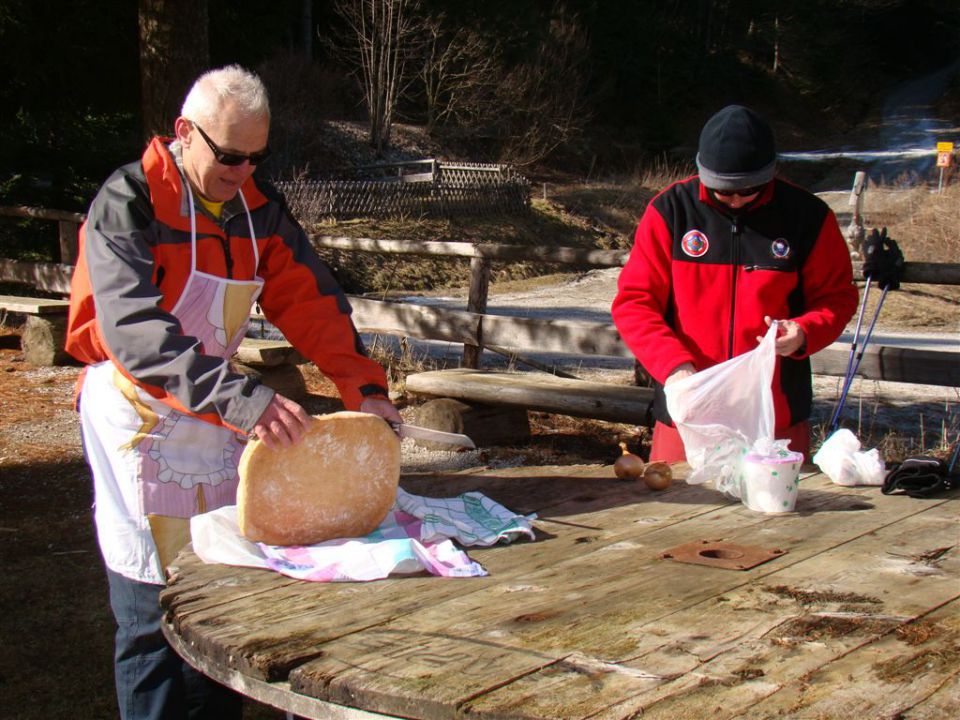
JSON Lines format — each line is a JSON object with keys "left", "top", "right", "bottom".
{"left": 21, "top": 315, "right": 72, "bottom": 366}
{"left": 234, "top": 338, "right": 305, "bottom": 367}
{"left": 811, "top": 343, "right": 960, "bottom": 387}
{"left": 413, "top": 398, "right": 530, "bottom": 448}
{"left": 406, "top": 369, "right": 653, "bottom": 424}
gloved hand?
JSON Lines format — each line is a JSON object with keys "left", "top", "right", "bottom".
{"left": 862, "top": 227, "right": 905, "bottom": 291}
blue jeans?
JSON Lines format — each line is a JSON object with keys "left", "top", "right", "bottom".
{"left": 106, "top": 568, "right": 243, "bottom": 720}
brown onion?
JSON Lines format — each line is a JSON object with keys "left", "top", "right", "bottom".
{"left": 643, "top": 461, "right": 673, "bottom": 491}
{"left": 614, "top": 442, "right": 645, "bottom": 481}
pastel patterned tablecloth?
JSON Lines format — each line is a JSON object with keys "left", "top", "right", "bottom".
{"left": 190, "top": 489, "right": 537, "bottom": 582}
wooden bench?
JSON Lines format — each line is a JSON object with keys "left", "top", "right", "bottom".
{"left": 0, "top": 294, "right": 71, "bottom": 366}
{"left": 405, "top": 368, "right": 654, "bottom": 425}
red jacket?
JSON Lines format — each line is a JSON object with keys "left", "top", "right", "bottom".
{"left": 67, "top": 138, "right": 389, "bottom": 433}
{"left": 612, "top": 176, "right": 858, "bottom": 432}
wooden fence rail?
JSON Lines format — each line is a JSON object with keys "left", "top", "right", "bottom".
{"left": 0, "top": 205, "right": 85, "bottom": 265}
{"left": 2, "top": 206, "right": 958, "bottom": 388}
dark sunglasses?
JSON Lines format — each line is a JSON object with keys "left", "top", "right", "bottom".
{"left": 711, "top": 184, "right": 766, "bottom": 198}
{"left": 193, "top": 123, "right": 271, "bottom": 166}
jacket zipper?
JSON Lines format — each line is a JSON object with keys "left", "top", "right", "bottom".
{"left": 220, "top": 235, "right": 234, "bottom": 279}
{"left": 744, "top": 264, "right": 784, "bottom": 272}
{"left": 218, "top": 217, "right": 234, "bottom": 279}
{"left": 728, "top": 216, "right": 742, "bottom": 360}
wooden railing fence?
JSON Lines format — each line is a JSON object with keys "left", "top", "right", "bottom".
{"left": 2, "top": 205, "right": 959, "bottom": 388}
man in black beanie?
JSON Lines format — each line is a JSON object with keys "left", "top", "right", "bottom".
{"left": 612, "top": 104, "right": 858, "bottom": 462}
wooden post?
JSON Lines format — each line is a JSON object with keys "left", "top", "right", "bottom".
{"left": 845, "top": 171, "right": 867, "bottom": 257}
{"left": 58, "top": 220, "right": 79, "bottom": 265}
{"left": 462, "top": 255, "right": 491, "bottom": 368}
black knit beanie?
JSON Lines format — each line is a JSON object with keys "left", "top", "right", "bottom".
{"left": 696, "top": 105, "right": 776, "bottom": 190}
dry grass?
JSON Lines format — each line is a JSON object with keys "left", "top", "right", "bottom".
{"left": 864, "top": 183, "right": 960, "bottom": 263}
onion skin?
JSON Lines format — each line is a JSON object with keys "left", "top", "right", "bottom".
{"left": 643, "top": 462, "right": 673, "bottom": 491}
{"left": 614, "top": 441, "right": 645, "bottom": 481}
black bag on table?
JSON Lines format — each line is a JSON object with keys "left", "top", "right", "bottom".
{"left": 882, "top": 456, "right": 957, "bottom": 497}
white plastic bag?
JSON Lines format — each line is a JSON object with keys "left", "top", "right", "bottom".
{"left": 190, "top": 506, "right": 271, "bottom": 569}
{"left": 665, "top": 322, "right": 778, "bottom": 486}
{"left": 812, "top": 428, "right": 885, "bottom": 486}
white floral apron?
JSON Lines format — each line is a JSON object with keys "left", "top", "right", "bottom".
{"left": 81, "top": 187, "right": 263, "bottom": 584}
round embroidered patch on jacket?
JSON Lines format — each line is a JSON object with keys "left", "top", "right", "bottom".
{"left": 771, "top": 238, "right": 792, "bottom": 259}
{"left": 681, "top": 230, "right": 709, "bottom": 258}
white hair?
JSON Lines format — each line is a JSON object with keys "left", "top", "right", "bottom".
{"left": 181, "top": 65, "right": 270, "bottom": 125}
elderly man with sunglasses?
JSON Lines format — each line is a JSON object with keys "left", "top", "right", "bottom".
{"left": 66, "top": 65, "right": 401, "bottom": 720}
{"left": 613, "top": 105, "right": 858, "bottom": 464}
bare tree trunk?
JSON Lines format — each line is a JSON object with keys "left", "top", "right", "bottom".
{"left": 138, "top": 0, "right": 209, "bottom": 142}
{"left": 335, "top": 0, "right": 420, "bottom": 156}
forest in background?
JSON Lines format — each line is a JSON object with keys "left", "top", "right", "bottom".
{"left": 1, "top": 0, "right": 958, "bottom": 219}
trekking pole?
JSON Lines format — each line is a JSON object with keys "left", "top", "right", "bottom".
{"left": 828, "top": 277, "right": 873, "bottom": 432}
{"left": 948, "top": 434, "right": 960, "bottom": 475}
{"left": 842, "top": 284, "right": 890, "bottom": 394}
{"left": 828, "top": 286, "right": 889, "bottom": 435}
{"left": 826, "top": 227, "right": 903, "bottom": 435}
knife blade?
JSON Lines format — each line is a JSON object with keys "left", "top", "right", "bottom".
{"left": 393, "top": 423, "right": 476, "bottom": 449}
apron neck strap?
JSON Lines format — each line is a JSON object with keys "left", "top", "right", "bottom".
{"left": 183, "top": 182, "right": 259, "bottom": 273}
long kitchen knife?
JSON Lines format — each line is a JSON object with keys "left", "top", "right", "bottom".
{"left": 393, "top": 423, "right": 476, "bottom": 449}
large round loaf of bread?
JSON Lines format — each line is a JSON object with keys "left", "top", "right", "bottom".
{"left": 237, "top": 411, "right": 401, "bottom": 546}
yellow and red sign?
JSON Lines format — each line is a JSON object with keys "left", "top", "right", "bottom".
{"left": 936, "top": 141, "right": 954, "bottom": 168}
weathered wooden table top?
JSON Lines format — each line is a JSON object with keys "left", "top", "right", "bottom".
{"left": 161, "top": 463, "right": 960, "bottom": 720}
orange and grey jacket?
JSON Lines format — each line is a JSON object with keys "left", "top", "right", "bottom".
{"left": 66, "top": 138, "right": 389, "bottom": 433}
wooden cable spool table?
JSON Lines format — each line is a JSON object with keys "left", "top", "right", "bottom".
{"left": 161, "top": 463, "right": 960, "bottom": 719}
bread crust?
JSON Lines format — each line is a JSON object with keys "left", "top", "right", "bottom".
{"left": 237, "top": 411, "right": 401, "bottom": 545}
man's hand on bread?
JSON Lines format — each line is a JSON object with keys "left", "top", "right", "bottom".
{"left": 252, "top": 394, "right": 402, "bottom": 450}
{"left": 252, "top": 394, "right": 313, "bottom": 449}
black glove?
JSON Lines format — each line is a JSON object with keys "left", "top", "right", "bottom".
{"left": 862, "top": 227, "right": 905, "bottom": 291}
{"left": 882, "top": 455, "right": 957, "bottom": 497}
